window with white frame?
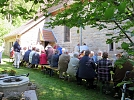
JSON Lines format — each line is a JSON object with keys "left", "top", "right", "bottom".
{"left": 64, "top": 26, "right": 70, "bottom": 42}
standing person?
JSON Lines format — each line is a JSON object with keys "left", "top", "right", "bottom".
{"left": 36, "top": 42, "right": 44, "bottom": 54}
{"left": 54, "top": 44, "right": 62, "bottom": 55}
{"left": 39, "top": 50, "right": 48, "bottom": 71}
{"left": 57, "top": 45, "right": 62, "bottom": 55}
{"left": 80, "top": 43, "right": 89, "bottom": 53}
{"left": 0, "top": 46, "right": 4, "bottom": 64}
{"left": 13, "top": 38, "right": 21, "bottom": 68}
{"left": 58, "top": 50, "right": 70, "bottom": 79}
{"left": 46, "top": 45, "right": 54, "bottom": 65}
{"left": 45, "top": 43, "right": 51, "bottom": 50}
{"left": 96, "top": 52, "right": 113, "bottom": 94}
{"left": 77, "top": 50, "right": 96, "bottom": 89}
{"left": 74, "top": 43, "right": 80, "bottom": 53}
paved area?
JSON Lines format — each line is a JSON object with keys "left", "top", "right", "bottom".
{"left": 24, "top": 90, "right": 38, "bottom": 100}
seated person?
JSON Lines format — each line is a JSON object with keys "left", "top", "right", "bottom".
{"left": 29, "top": 47, "right": 36, "bottom": 67}
{"left": 50, "top": 50, "right": 59, "bottom": 67}
{"left": 96, "top": 52, "right": 113, "bottom": 94}
{"left": 66, "top": 52, "right": 79, "bottom": 77}
{"left": 97, "top": 50, "right": 103, "bottom": 61}
{"left": 77, "top": 50, "right": 96, "bottom": 89}
{"left": 89, "top": 51, "right": 97, "bottom": 63}
{"left": 39, "top": 50, "right": 48, "bottom": 71}
{"left": 20, "top": 47, "right": 27, "bottom": 66}
{"left": 78, "top": 50, "right": 85, "bottom": 60}
{"left": 31, "top": 48, "right": 40, "bottom": 68}
{"left": 125, "top": 69, "right": 134, "bottom": 99}
{"left": 58, "top": 50, "right": 70, "bottom": 79}
{"left": 113, "top": 54, "right": 133, "bottom": 98}
{"left": 23, "top": 47, "right": 32, "bottom": 66}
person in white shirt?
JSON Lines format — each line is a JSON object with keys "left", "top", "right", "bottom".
{"left": 74, "top": 43, "right": 80, "bottom": 53}
{"left": 36, "top": 42, "right": 44, "bottom": 54}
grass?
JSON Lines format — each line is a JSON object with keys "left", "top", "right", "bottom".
{"left": 0, "top": 54, "right": 118, "bottom": 100}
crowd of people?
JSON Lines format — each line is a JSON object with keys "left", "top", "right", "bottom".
{"left": 10, "top": 39, "right": 134, "bottom": 99}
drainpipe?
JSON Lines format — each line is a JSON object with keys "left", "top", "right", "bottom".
{"left": 80, "top": 26, "right": 82, "bottom": 46}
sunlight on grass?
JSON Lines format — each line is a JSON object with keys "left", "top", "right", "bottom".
{"left": 0, "top": 55, "right": 117, "bottom": 100}
{"left": 38, "top": 90, "right": 47, "bottom": 95}
{"left": 1, "top": 61, "right": 7, "bottom": 64}
{"left": 0, "top": 67, "right": 15, "bottom": 71}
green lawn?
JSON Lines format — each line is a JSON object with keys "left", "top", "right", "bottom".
{"left": 0, "top": 54, "right": 118, "bottom": 100}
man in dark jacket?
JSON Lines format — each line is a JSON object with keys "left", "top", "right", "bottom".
{"left": 13, "top": 38, "right": 21, "bottom": 68}
{"left": 23, "top": 47, "right": 32, "bottom": 66}
{"left": 77, "top": 50, "right": 96, "bottom": 89}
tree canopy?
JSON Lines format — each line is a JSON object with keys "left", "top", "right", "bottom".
{"left": 0, "top": 0, "right": 40, "bottom": 46}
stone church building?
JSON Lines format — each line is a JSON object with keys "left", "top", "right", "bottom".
{"left": 4, "top": 1, "right": 133, "bottom": 59}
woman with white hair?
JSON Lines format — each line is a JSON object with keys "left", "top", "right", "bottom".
{"left": 90, "top": 51, "right": 97, "bottom": 63}
{"left": 58, "top": 49, "right": 70, "bottom": 79}
{"left": 66, "top": 52, "right": 79, "bottom": 77}
{"left": 97, "top": 50, "right": 103, "bottom": 61}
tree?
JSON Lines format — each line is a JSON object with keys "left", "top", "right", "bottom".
{"left": 46, "top": 0, "right": 134, "bottom": 65}
{"left": 0, "top": 17, "right": 13, "bottom": 45}
{"left": 0, "top": 0, "right": 40, "bottom": 45}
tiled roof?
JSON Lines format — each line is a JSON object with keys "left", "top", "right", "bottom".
{"left": 41, "top": 29, "right": 57, "bottom": 42}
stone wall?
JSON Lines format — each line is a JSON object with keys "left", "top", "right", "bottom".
{"left": 53, "top": 26, "right": 111, "bottom": 50}
{"left": 45, "top": 17, "right": 134, "bottom": 58}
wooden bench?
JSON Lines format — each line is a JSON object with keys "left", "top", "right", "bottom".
{"left": 43, "top": 65, "right": 59, "bottom": 77}
{"left": 24, "top": 90, "right": 38, "bottom": 100}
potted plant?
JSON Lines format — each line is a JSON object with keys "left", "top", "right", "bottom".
{"left": 0, "top": 69, "right": 8, "bottom": 78}
{"left": 8, "top": 69, "right": 16, "bottom": 76}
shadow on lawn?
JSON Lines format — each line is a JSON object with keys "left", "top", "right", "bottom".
{"left": 1, "top": 55, "right": 119, "bottom": 100}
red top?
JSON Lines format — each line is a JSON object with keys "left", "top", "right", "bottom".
{"left": 39, "top": 53, "right": 48, "bottom": 65}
